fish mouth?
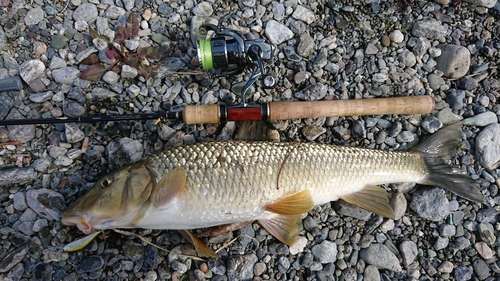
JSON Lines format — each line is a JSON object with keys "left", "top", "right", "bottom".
{"left": 61, "top": 213, "right": 96, "bottom": 235}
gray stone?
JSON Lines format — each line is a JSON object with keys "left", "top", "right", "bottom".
{"left": 92, "top": 87, "right": 118, "bottom": 100}
{"left": 399, "top": 240, "right": 417, "bottom": 265}
{"left": 63, "top": 100, "right": 86, "bottom": 117}
{"left": 302, "top": 125, "right": 326, "bottom": 141}
{"left": 436, "top": 44, "right": 471, "bottom": 79}
{"left": 410, "top": 188, "right": 449, "bottom": 222}
{"left": 360, "top": 243, "right": 402, "bottom": 272}
{"left": 389, "top": 30, "right": 404, "bottom": 43}
{"left": 475, "top": 124, "right": 500, "bottom": 170}
{"left": 29, "top": 91, "right": 53, "bottom": 103}
{"left": 272, "top": 3, "right": 285, "bottom": 21}
{"left": 26, "top": 188, "right": 65, "bottom": 221}
{"left": 363, "top": 265, "right": 380, "bottom": 281}
{"left": 466, "top": 0, "right": 498, "bottom": 8}
{"left": 437, "top": 107, "right": 463, "bottom": 125}
{"left": 398, "top": 50, "right": 416, "bottom": 67}
{"left": 24, "top": 7, "right": 44, "bottom": 26}
{"left": 52, "top": 67, "right": 80, "bottom": 85}
{"left": 413, "top": 37, "right": 431, "bottom": 57}
{"left": 478, "top": 223, "right": 496, "bottom": 245}
{"left": 72, "top": 3, "right": 98, "bottom": 22}
{"left": 428, "top": 74, "right": 445, "bottom": 90}
{"left": 412, "top": 20, "right": 448, "bottom": 40}
{"left": 227, "top": 254, "right": 257, "bottom": 281}
{"left": 6, "top": 109, "right": 36, "bottom": 143}
{"left": 65, "top": 123, "right": 85, "bottom": 143}
{"left": 294, "top": 83, "right": 328, "bottom": 101}
{"left": 454, "top": 265, "right": 473, "bottom": 281}
{"left": 0, "top": 247, "right": 27, "bottom": 273}
{"left": 292, "top": 5, "right": 316, "bottom": 24}
{"left": 439, "top": 224, "right": 456, "bottom": 237}
{"left": 13, "top": 192, "right": 28, "bottom": 211}
{"left": 472, "top": 259, "right": 490, "bottom": 280}
{"left": 390, "top": 192, "right": 407, "bottom": 220}
{"left": 297, "top": 33, "right": 315, "bottom": 58}
{"left": 107, "top": 137, "right": 144, "bottom": 169}
{"left": 335, "top": 200, "right": 372, "bottom": 221}
{"left": 121, "top": 65, "right": 138, "bottom": 79}
{"left": 434, "top": 236, "right": 449, "bottom": 250}
{"left": 311, "top": 240, "right": 337, "bottom": 263}
{"left": 421, "top": 115, "right": 443, "bottom": 134}
{"left": 0, "top": 167, "right": 36, "bottom": 186}
{"left": 192, "top": 2, "right": 213, "bottom": 16}
{"left": 476, "top": 207, "right": 498, "bottom": 223}
{"left": 265, "top": 20, "right": 294, "bottom": 45}
{"left": 463, "top": 112, "right": 498, "bottom": 127}
{"left": 446, "top": 89, "right": 466, "bottom": 110}
{"left": 19, "top": 59, "right": 45, "bottom": 84}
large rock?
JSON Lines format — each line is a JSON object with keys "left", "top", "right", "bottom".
{"left": 435, "top": 44, "right": 470, "bottom": 79}
{"left": 475, "top": 124, "right": 500, "bottom": 170}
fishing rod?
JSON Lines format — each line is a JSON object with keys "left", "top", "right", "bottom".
{"left": 0, "top": 96, "right": 435, "bottom": 126}
{"left": 0, "top": 25, "right": 435, "bottom": 126}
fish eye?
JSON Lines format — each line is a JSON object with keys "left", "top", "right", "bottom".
{"left": 100, "top": 176, "right": 113, "bottom": 188}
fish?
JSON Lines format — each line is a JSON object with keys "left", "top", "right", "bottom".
{"left": 61, "top": 123, "right": 484, "bottom": 255}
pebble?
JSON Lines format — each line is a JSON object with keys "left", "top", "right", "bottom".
{"left": 421, "top": 115, "right": 443, "bottom": 133}
{"left": 0, "top": 167, "right": 36, "bottom": 186}
{"left": 13, "top": 192, "right": 28, "bottom": 211}
{"left": 311, "top": 240, "right": 337, "bottom": 263}
{"left": 52, "top": 67, "right": 81, "bottom": 85}
{"left": 226, "top": 254, "right": 257, "bottom": 280}
{"left": 334, "top": 200, "right": 372, "bottom": 221}
{"left": 107, "top": 137, "right": 144, "bottom": 168}
{"left": 474, "top": 242, "right": 493, "bottom": 259}
{"left": 292, "top": 5, "right": 316, "bottom": 24}
{"left": 475, "top": 123, "right": 500, "bottom": 170}
{"left": 363, "top": 265, "right": 380, "bottom": 281}
{"left": 26, "top": 188, "right": 66, "bottom": 221}
{"left": 289, "top": 236, "right": 308, "bottom": 255}
{"left": 454, "top": 265, "right": 473, "bottom": 281}
{"left": 389, "top": 30, "right": 404, "bottom": 43}
{"left": 463, "top": 111, "right": 498, "bottom": 127}
{"left": 410, "top": 188, "right": 449, "bottom": 221}
{"left": 427, "top": 74, "right": 445, "bottom": 90}
{"left": 434, "top": 236, "right": 449, "bottom": 250}
{"left": 19, "top": 60, "right": 45, "bottom": 84}
{"left": 445, "top": 89, "right": 466, "bottom": 110}
{"left": 293, "top": 83, "right": 327, "bottom": 101}
{"left": 390, "top": 192, "right": 407, "bottom": 220}
{"left": 411, "top": 19, "right": 448, "bottom": 40}
{"left": 72, "top": 3, "right": 98, "bottom": 22}
{"left": 435, "top": 44, "right": 471, "bottom": 79}
{"left": 478, "top": 223, "right": 496, "bottom": 245}
{"left": 437, "top": 107, "right": 463, "bottom": 124}
{"left": 399, "top": 240, "right": 417, "bottom": 265}
{"left": 0, "top": 247, "right": 27, "bottom": 273}
{"left": 92, "top": 87, "right": 118, "bottom": 100}
{"left": 359, "top": 243, "right": 402, "bottom": 272}
{"left": 265, "top": 20, "right": 294, "bottom": 45}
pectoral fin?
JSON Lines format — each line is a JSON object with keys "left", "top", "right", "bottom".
{"left": 180, "top": 230, "right": 218, "bottom": 258}
{"left": 341, "top": 185, "right": 395, "bottom": 218}
{"left": 258, "top": 215, "right": 301, "bottom": 246}
{"left": 264, "top": 189, "right": 314, "bottom": 215}
{"left": 151, "top": 167, "right": 187, "bottom": 208}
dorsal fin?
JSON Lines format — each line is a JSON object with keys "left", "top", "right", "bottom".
{"left": 151, "top": 167, "right": 187, "bottom": 208}
{"left": 264, "top": 189, "right": 314, "bottom": 215}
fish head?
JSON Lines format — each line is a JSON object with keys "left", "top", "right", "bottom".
{"left": 62, "top": 161, "right": 156, "bottom": 234}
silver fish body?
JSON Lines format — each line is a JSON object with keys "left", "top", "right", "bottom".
{"left": 62, "top": 124, "right": 483, "bottom": 247}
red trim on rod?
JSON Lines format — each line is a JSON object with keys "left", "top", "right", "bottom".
{"left": 227, "top": 107, "right": 262, "bottom": 121}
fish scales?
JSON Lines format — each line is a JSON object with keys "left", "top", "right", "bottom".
{"left": 136, "top": 141, "right": 426, "bottom": 229}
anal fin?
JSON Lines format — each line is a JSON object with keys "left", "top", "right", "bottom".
{"left": 264, "top": 189, "right": 314, "bottom": 215}
{"left": 258, "top": 215, "right": 301, "bottom": 246}
{"left": 180, "top": 230, "right": 218, "bottom": 258}
{"left": 341, "top": 185, "right": 395, "bottom": 218}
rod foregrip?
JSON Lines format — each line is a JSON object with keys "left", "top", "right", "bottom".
{"left": 183, "top": 104, "right": 221, "bottom": 124}
{"left": 267, "top": 96, "right": 435, "bottom": 120}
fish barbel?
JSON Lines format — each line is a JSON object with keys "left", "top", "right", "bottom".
{"left": 62, "top": 123, "right": 483, "bottom": 252}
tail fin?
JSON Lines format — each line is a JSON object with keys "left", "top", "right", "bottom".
{"left": 412, "top": 122, "right": 484, "bottom": 203}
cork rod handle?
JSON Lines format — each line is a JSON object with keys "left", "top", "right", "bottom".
{"left": 183, "top": 96, "right": 435, "bottom": 124}
{"left": 268, "top": 96, "right": 435, "bottom": 121}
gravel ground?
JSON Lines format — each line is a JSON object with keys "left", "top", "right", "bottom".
{"left": 1, "top": 0, "right": 500, "bottom": 280}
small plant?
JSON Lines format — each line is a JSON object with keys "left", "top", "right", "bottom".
{"left": 80, "top": 13, "right": 170, "bottom": 81}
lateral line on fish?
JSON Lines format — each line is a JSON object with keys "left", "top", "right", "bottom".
{"left": 276, "top": 140, "right": 301, "bottom": 190}
{"left": 112, "top": 229, "right": 206, "bottom": 261}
